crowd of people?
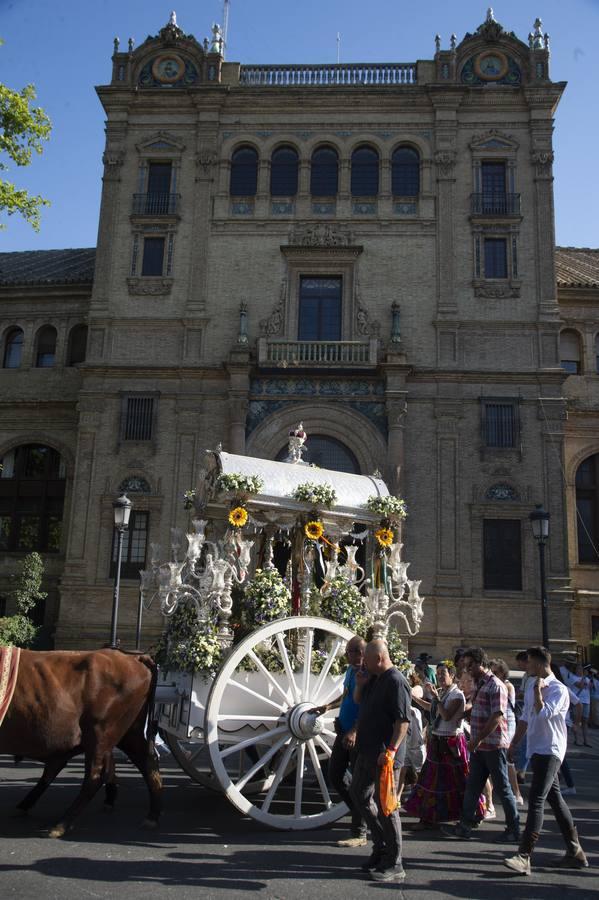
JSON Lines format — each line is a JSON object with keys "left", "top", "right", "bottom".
{"left": 315, "top": 638, "right": 591, "bottom": 883}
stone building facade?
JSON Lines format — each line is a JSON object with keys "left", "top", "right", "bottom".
{"left": 1, "top": 11, "right": 597, "bottom": 661}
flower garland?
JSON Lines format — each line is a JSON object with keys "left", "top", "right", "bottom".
{"left": 292, "top": 482, "right": 337, "bottom": 508}
{"left": 154, "top": 602, "right": 222, "bottom": 674}
{"left": 366, "top": 494, "right": 407, "bottom": 522}
{"left": 314, "top": 576, "right": 368, "bottom": 635}
{"left": 243, "top": 568, "right": 291, "bottom": 629}
{"left": 215, "top": 473, "right": 264, "bottom": 495}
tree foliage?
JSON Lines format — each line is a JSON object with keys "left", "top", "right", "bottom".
{"left": 0, "top": 552, "right": 47, "bottom": 648}
{"left": 0, "top": 40, "right": 52, "bottom": 231}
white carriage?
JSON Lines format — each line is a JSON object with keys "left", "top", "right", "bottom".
{"left": 148, "top": 427, "right": 424, "bottom": 830}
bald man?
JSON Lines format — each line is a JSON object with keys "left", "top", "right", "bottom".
{"left": 350, "top": 638, "right": 411, "bottom": 883}
{"left": 311, "top": 636, "right": 367, "bottom": 846}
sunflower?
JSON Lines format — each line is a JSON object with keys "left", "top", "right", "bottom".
{"left": 304, "top": 520, "right": 324, "bottom": 541}
{"left": 374, "top": 527, "right": 394, "bottom": 548}
{"left": 228, "top": 506, "right": 248, "bottom": 528}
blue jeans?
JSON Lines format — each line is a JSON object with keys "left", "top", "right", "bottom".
{"left": 461, "top": 748, "right": 519, "bottom": 831}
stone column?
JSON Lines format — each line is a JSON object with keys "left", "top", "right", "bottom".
{"left": 91, "top": 140, "right": 126, "bottom": 314}
{"left": 188, "top": 143, "right": 218, "bottom": 313}
{"left": 226, "top": 347, "right": 251, "bottom": 453}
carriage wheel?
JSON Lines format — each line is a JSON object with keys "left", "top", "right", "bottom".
{"left": 164, "top": 731, "right": 277, "bottom": 796}
{"left": 205, "top": 616, "right": 355, "bottom": 830}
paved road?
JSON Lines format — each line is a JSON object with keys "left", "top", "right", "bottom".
{"left": 1, "top": 735, "right": 597, "bottom": 900}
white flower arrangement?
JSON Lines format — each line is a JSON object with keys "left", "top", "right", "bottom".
{"left": 215, "top": 472, "right": 264, "bottom": 495}
{"left": 243, "top": 568, "right": 291, "bottom": 629}
{"left": 154, "top": 602, "right": 222, "bottom": 674}
{"left": 313, "top": 576, "right": 368, "bottom": 635}
{"left": 292, "top": 482, "right": 337, "bottom": 508}
{"left": 365, "top": 494, "right": 407, "bottom": 521}
{"left": 385, "top": 626, "right": 411, "bottom": 673}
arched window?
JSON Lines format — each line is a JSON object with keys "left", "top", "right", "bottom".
{"left": 351, "top": 146, "right": 379, "bottom": 196}
{"left": 230, "top": 146, "right": 258, "bottom": 196}
{"left": 270, "top": 146, "right": 299, "bottom": 196}
{"left": 595, "top": 334, "right": 599, "bottom": 374}
{"left": 276, "top": 434, "right": 360, "bottom": 474}
{"left": 576, "top": 453, "right": 599, "bottom": 563}
{"left": 560, "top": 330, "right": 581, "bottom": 375}
{"left": 67, "top": 324, "right": 88, "bottom": 366}
{"left": 0, "top": 444, "right": 66, "bottom": 552}
{"left": 392, "top": 146, "right": 420, "bottom": 196}
{"left": 310, "top": 146, "right": 338, "bottom": 196}
{"left": 3, "top": 327, "right": 24, "bottom": 368}
{"left": 35, "top": 326, "right": 57, "bottom": 368}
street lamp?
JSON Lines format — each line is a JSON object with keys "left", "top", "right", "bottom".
{"left": 110, "top": 493, "right": 132, "bottom": 648}
{"left": 529, "top": 503, "right": 550, "bottom": 648}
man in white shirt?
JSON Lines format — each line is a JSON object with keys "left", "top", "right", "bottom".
{"left": 504, "top": 646, "right": 588, "bottom": 876}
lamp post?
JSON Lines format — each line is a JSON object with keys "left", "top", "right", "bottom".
{"left": 110, "top": 493, "right": 132, "bottom": 648}
{"left": 529, "top": 503, "right": 550, "bottom": 648}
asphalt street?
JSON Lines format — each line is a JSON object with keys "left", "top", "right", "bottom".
{"left": 0, "top": 735, "right": 597, "bottom": 900}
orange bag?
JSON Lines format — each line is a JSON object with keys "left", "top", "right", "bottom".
{"left": 379, "top": 750, "right": 398, "bottom": 816}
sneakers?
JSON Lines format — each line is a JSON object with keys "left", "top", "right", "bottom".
{"left": 549, "top": 848, "right": 589, "bottom": 869}
{"left": 516, "top": 796, "right": 525, "bottom": 806}
{"left": 370, "top": 864, "right": 406, "bottom": 883}
{"left": 484, "top": 807, "right": 497, "bottom": 820}
{"left": 337, "top": 835, "right": 368, "bottom": 847}
{"left": 494, "top": 827, "right": 521, "bottom": 843}
{"left": 504, "top": 853, "right": 531, "bottom": 876}
{"left": 361, "top": 851, "right": 384, "bottom": 872}
{"left": 561, "top": 786, "right": 576, "bottom": 796}
{"left": 440, "top": 822, "right": 472, "bottom": 840}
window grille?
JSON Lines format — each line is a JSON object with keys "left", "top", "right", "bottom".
{"left": 230, "top": 146, "right": 258, "bottom": 196}
{"left": 310, "top": 147, "right": 339, "bottom": 196}
{"left": 484, "top": 238, "right": 508, "bottom": 278}
{"left": 483, "top": 519, "right": 522, "bottom": 590}
{"left": 483, "top": 400, "right": 518, "bottom": 448}
{"left": 270, "top": 146, "right": 299, "bottom": 196}
{"left": 122, "top": 396, "right": 154, "bottom": 441}
{"left": 391, "top": 147, "right": 420, "bottom": 196}
{"left": 351, "top": 146, "right": 379, "bottom": 196}
{"left": 298, "top": 277, "right": 342, "bottom": 341}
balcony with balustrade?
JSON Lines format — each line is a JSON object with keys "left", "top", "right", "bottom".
{"left": 239, "top": 62, "right": 417, "bottom": 87}
{"left": 257, "top": 338, "right": 378, "bottom": 368}
{"left": 131, "top": 193, "right": 180, "bottom": 217}
{"left": 470, "top": 193, "right": 521, "bottom": 218}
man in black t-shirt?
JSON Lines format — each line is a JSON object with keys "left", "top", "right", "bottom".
{"left": 350, "top": 638, "right": 411, "bottom": 883}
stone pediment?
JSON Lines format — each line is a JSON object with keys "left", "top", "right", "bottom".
{"left": 136, "top": 132, "right": 186, "bottom": 154}
{"left": 469, "top": 130, "right": 518, "bottom": 152}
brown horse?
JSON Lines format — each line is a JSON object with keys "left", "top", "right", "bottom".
{"left": 0, "top": 648, "right": 162, "bottom": 837}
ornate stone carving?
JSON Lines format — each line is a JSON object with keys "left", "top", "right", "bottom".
{"left": 531, "top": 150, "right": 554, "bottom": 178}
{"left": 127, "top": 277, "right": 173, "bottom": 296}
{"left": 289, "top": 223, "right": 351, "bottom": 247}
{"left": 434, "top": 150, "right": 456, "bottom": 176}
{"left": 473, "top": 282, "right": 521, "bottom": 298}
{"left": 486, "top": 482, "right": 519, "bottom": 501}
{"left": 470, "top": 129, "right": 518, "bottom": 151}
{"left": 102, "top": 150, "right": 124, "bottom": 179}
{"left": 196, "top": 149, "right": 217, "bottom": 174}
{"left": 259, "top": 279, "right": 286, "bottom": 336}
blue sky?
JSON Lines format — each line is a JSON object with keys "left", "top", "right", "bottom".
{"left": 1, "top": 0, "right": 598, "bottom": 250}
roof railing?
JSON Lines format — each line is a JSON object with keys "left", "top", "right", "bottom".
{"left": 239, "top": 62, "right": 417, "bottom": 87}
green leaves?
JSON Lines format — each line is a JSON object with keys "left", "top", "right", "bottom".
{"left": 0, "top": 552, "right": 46, "bottom": 648}
{"left": 0, "top": 44, "right": 52, "bottom": 231}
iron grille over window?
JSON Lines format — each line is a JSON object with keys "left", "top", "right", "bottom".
{"left": 110, "top": 510, "right": 149, "bottom": 579}
{"left": 481, "top": 161, "right": 507, "bottom": 212}
{"left": 35, "top": 326, "right": 57, "bottom": 368}
{"left": 483, "top": 400, "right": 518, "bottom": 448}
{"left": 230, "top": 146, "right": 258, "bottom": 196}
{"left": 270, "top": 146, "right": 299, "bottom": 196}
{"left": 576, "top": 453, "right": 599, "bottom": 563}
{"left": 3, "top": 328, "right": 24, "bottom": 368}
{"left": 483, "top": 519, "right": 522, "bottom": 590}
{"left": 310, "top": 147, "right": 339, "bottom": 196}
{"left": 0, "top": 444, "right": 65, "bottom": 553}
{"left": 392, "top": 147, "right": 420, "bottom": 196}
{"left": 351, "top": 146, "right": 379, "bottom": 196}
{"left": 122, "top": 396, "right": 154, "bottom": 441}
{"left": 298, "top": 277, "right": 342, "bottom": 341}
{"left": 484, "top": 238, "right": 508, "bottom": 278}
{"left": 141, "top": 237, "right": 165, "bottom": 276}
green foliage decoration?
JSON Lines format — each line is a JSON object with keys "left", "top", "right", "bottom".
{"left": 243, "top": 568, "right": 291, "bottom": 629}
{"left": 0, "top": 551, "right": 47, "bottom": 648}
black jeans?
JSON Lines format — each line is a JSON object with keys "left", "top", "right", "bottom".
{"left": 520, "top": 753, "right": 575, "bottom": 855}
{"left": 559, "top": 756, "right": 574, "bottom": 788}
{"left": 328, "top": 733, "right": 366, "bottom": 836}
{"left": 350, "top": 754, "right": 402, "bottom": 865}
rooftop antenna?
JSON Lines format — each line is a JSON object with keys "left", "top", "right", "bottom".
{"left": 336, "top": 31, "right": 341, "bottom": 64}
{"left": 222, "top": 0, "right": 230, "bottom": 55}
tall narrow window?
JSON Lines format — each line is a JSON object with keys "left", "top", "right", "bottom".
{"left": 270, "top": 146, "right": 298, "bottom": 196}
{"left": 67, "top": 324, "right": 88, "bottom": 366}
{"left": 483, "top": 519, "right": 522, "bottom": 590}
{"left": 0, "top": 444, "right": 66, "bottom": 553}
{"left": 560, "top": 330, "right": 581, "bottom": 375}
{"left": 298, "top": 277, "right": 342, "bottom": 341}
{"left": 311, "top": 147, "right": 338, "bottom": 196}
{"left": 351, "top": 146, "right": 379, "bottom": 196}
{"left": 141, "top": 237, "right": 165, "bottom": 276}
{"left": 576, "top": 454, "right": 599, "bottom": 563}
{"left": 595, "top": 334, "right": 599, "bottom": 375}
{"left": 483, "top": 400, "right": 518, "bottom": 448}
{"left": 3, "top": 328, "right": 24, "bottom": 368}
{"left": 110, "top": 510, "right": 149, "bottom": 578}
{"left": 35, "top": 326, "right": 57, "bottom": 368}
{"left": 144, "top": 162, "right": 173, "bottom": 214}
{"left": 392, "top": 146, "right": 420, "bottom": 196}
{"left": 481, "top": 161, "right": 506, "bottom": 213}
{"left": 484, "top": 238, "right": 508, "bottom": 278}
{"left": 122, "top": 396, "right": 155, "bottom": 441}
{"left": 230, "top": 146, "right": 258, "bottom": 196}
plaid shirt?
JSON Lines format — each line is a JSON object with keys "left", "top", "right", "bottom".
{"left": 470, "top": 671, "right": 508, "bottom": 750}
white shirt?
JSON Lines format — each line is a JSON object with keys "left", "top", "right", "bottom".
{"left": 433, "top": 684, "right": 466, "bottom": 737}
{"left": 521, "top": 672, "right": 569, "bottom": 762}
{"left": 574, "top": 676, "right": 590, "bottom": 704}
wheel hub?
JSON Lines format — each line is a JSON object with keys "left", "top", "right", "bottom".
{"left": 287, "top": 702, "right": 325, "bottom": 741}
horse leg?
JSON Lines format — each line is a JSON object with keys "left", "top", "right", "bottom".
{"left": 117, "top": 730, "right": 163, "bottom": 828}
{"left": 48, "top": 748, "right": 111, "bottom": 838}
{"left": 103, "top": 752, "right": 118, "bottom": 811}
{"left": 16, "top": 755, "right": 70, "bottom": 814}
